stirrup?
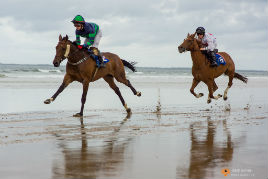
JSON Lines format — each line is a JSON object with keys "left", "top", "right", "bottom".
{"left": 99, "top": 62, "right": 106, "bottom": 68}
{"left": 210, "top": 62, "right": 217, "bottom": 67}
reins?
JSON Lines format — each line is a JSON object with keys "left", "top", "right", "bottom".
{"left": 67, "top": 56, "right": 90, "bottom": 65}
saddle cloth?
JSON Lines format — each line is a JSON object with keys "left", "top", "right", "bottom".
{"left": 215, "top": 53, "right": 226, "bottom": 66}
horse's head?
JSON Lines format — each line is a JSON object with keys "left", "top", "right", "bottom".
{"left": 178, "top": 33, "right": 197, "bottom": 53}
{"left": 53, "top": 35, "right": 72, "bottom": 67}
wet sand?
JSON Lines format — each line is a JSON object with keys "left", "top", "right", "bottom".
{"left": 0, "top": 76, "right": 268, "bottom": 179}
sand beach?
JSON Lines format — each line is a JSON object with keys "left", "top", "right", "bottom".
{"left": 0, "top": 65, "right": 267, "bottom": 179}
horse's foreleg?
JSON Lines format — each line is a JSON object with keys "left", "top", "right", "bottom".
{"left": 44, "top": 75, "right": 72, "bottom": 104}
{"left": 213, "top": 81, "right": 218, "bottom": 92}
{"left": 224, "top": 73, "right": 234, "bottom": 100}
{"left": 213, "top": 80, "right": 222, "bottom": 98}
{"left": 207, "top": 81, "right": 222, "bottom": 103}
{"left": 104, "top": 75, "right": 131, "bottom": 113}
{"left": 190, "top": 78, "right": 203, "bottom": 98}
{"left": 74, "top": 80, "right": 90, "bottom": 117}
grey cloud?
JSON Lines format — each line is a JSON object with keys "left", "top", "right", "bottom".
{"left": 0, "top": 0, "right": 267, "bottom": 70}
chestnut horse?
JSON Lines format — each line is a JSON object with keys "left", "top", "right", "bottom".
{"left": 44, "top": 35, "right": 141, "bottom": 117}
{"left": 178, "top": 33, "right": 247, "bottom": 103}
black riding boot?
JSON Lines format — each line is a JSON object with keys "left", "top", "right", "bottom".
{"left": 90, "top": 47, "right": 105, "bottom": 68}
{"left": 208, "top": 51, "right": 218, "bottom": 67}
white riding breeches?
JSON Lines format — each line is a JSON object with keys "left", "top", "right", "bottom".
{"left": 84, "top": 29, "right": 102, "bottom": 48}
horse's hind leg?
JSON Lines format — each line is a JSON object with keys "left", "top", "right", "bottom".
{"left": 223, "top": 73, "right": 234, "bottom": 100}
{"left": 127, "top": 80, "right": 141, "bottom": 96}
{"left": 190, "top": 78, "right": 203, "bottom": 98}
{"left": 104, "top": 75, "right": 131, "bottom": 113}
{"left": 115, "top": 73, "right": 141, "bottom": 97}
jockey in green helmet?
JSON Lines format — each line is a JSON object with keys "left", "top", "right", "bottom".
{"left": 72, "top": 15, "right": 105, "bottom": 67}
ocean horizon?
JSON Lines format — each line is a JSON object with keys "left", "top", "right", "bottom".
{"left": 0, "top": 63, "right": 267, "bottom": 79}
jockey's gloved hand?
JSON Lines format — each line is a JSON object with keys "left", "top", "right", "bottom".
{"left": 77, "top": 45, "right": 83, "bottom": 49}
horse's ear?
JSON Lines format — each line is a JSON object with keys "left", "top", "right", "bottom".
{"left": 59, "top": 34, "right": 62, "bottom": 41}
{"left": 65, "top": 35, "right": 69, "bottom": 41}
{"left": 187, "top": 33, "right": 190, "bottom": 37}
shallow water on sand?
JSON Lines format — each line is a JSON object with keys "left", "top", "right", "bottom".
{"left": 0, "top": 76, "right": 268, "bottom": 179}
{"left": 0, "top": 103, "right": 267, "bottom": 179}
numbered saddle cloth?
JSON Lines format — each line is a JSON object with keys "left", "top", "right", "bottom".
{"left": 215, "top": 53, "right": 226, "bottom": 66}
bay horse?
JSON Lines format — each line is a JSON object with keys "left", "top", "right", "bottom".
{"left": 44, "top": 35, "right": 141, "bottom": 117}
{"left": 178, "top": 33, "right": 247, "bottom": 103}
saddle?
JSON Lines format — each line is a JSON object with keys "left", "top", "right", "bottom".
{"left": 86, "top": 48, "right": 110, "bottom": 67}
{"left": 201, "top": 49, "right": 218, "bottom": 56}
{"left": 72, "top": 42, "right": 106, "bottom": 67}
{"left": 201, "top": 49, "right": 226, "bottom": 66}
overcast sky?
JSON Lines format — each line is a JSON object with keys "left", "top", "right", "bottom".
{"left": 0, "top": 0, "right": 267, "bottom": 70}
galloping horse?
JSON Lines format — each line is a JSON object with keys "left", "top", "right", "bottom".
{"left": 178, "top": 33, "right": 247, "bottom": 103}
{"left": 44, "top": 35, "right": 141, "bottom": 117}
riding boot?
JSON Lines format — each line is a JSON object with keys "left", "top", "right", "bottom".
{"left": 208, "top": 51, "right": 218, "bottom": 67}
{"left": 90, "top": 47, "right": 105, "bottom": 68}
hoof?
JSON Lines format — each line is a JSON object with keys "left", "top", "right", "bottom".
{"left": 126, "top": 108, "right": 131, "bottom": 113}
{"left": 207, "top": 99, "right": 211, "bottom": 104}
{"left": 136, "top": 91, "right": 142, "bottom": 97}
{"left": 196, "top": 93, "right": 204, "bottom": 98}
{"left": 218, "top": 94, "right": 223, "bottom": 97}
{"left": 44, "top": 98, "right": 53, "bottom": 104}
{"left": 224, "top": 96, "right": 228, "bottom": 101}
{"left": 73, "top": 113, "right": 83, "bottom": 117}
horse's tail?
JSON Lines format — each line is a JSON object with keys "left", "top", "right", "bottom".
{"left": 234, "top": 72, "right": 248, "bottom": 83}
{"left": 121, "top": 59, "right": 137, "bottom": 72}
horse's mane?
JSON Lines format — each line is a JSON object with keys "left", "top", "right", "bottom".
{"left": 195, "top": 38, "right": 204, "bottom": 48}
{"left": 71, "top": 41, "right": 78, "bottom": 46}
{"left": 61, "top": 37, "right": 78, "bottom": 47}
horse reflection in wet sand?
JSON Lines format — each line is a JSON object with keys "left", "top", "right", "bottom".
{"left": 178, "top": 33, "right": 248, "bottom": 103}
{"left": 52, "top": 115, "right": 132, "bottom": 178}
{"left": 187, "top": 118, "right": 233, "bottom": 178}
{"left": 44, "top": 35, "right": 141, "bottom": 117}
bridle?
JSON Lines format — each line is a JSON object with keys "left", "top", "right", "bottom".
{"left": 184, "top": 37, "right": 198, "bottom": 52}
{"left": 56, "top": 43, "right": 81, "bottom": 64}
{"left": 63, "top": 44, "right": 80, "bottom": 59}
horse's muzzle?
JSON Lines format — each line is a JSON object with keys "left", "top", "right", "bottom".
{"left": 53, "top": 57, "right": 62, "bottom": 67}
{"left": 178, "top": 46, "right": 186, "bottom": 53}
{"left": 53, "top": 61, "right": 60, "bottom": 67}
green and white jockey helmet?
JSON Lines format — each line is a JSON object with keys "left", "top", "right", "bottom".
{"left": 71, "top": 15, "right": 85, "bottom": 24}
